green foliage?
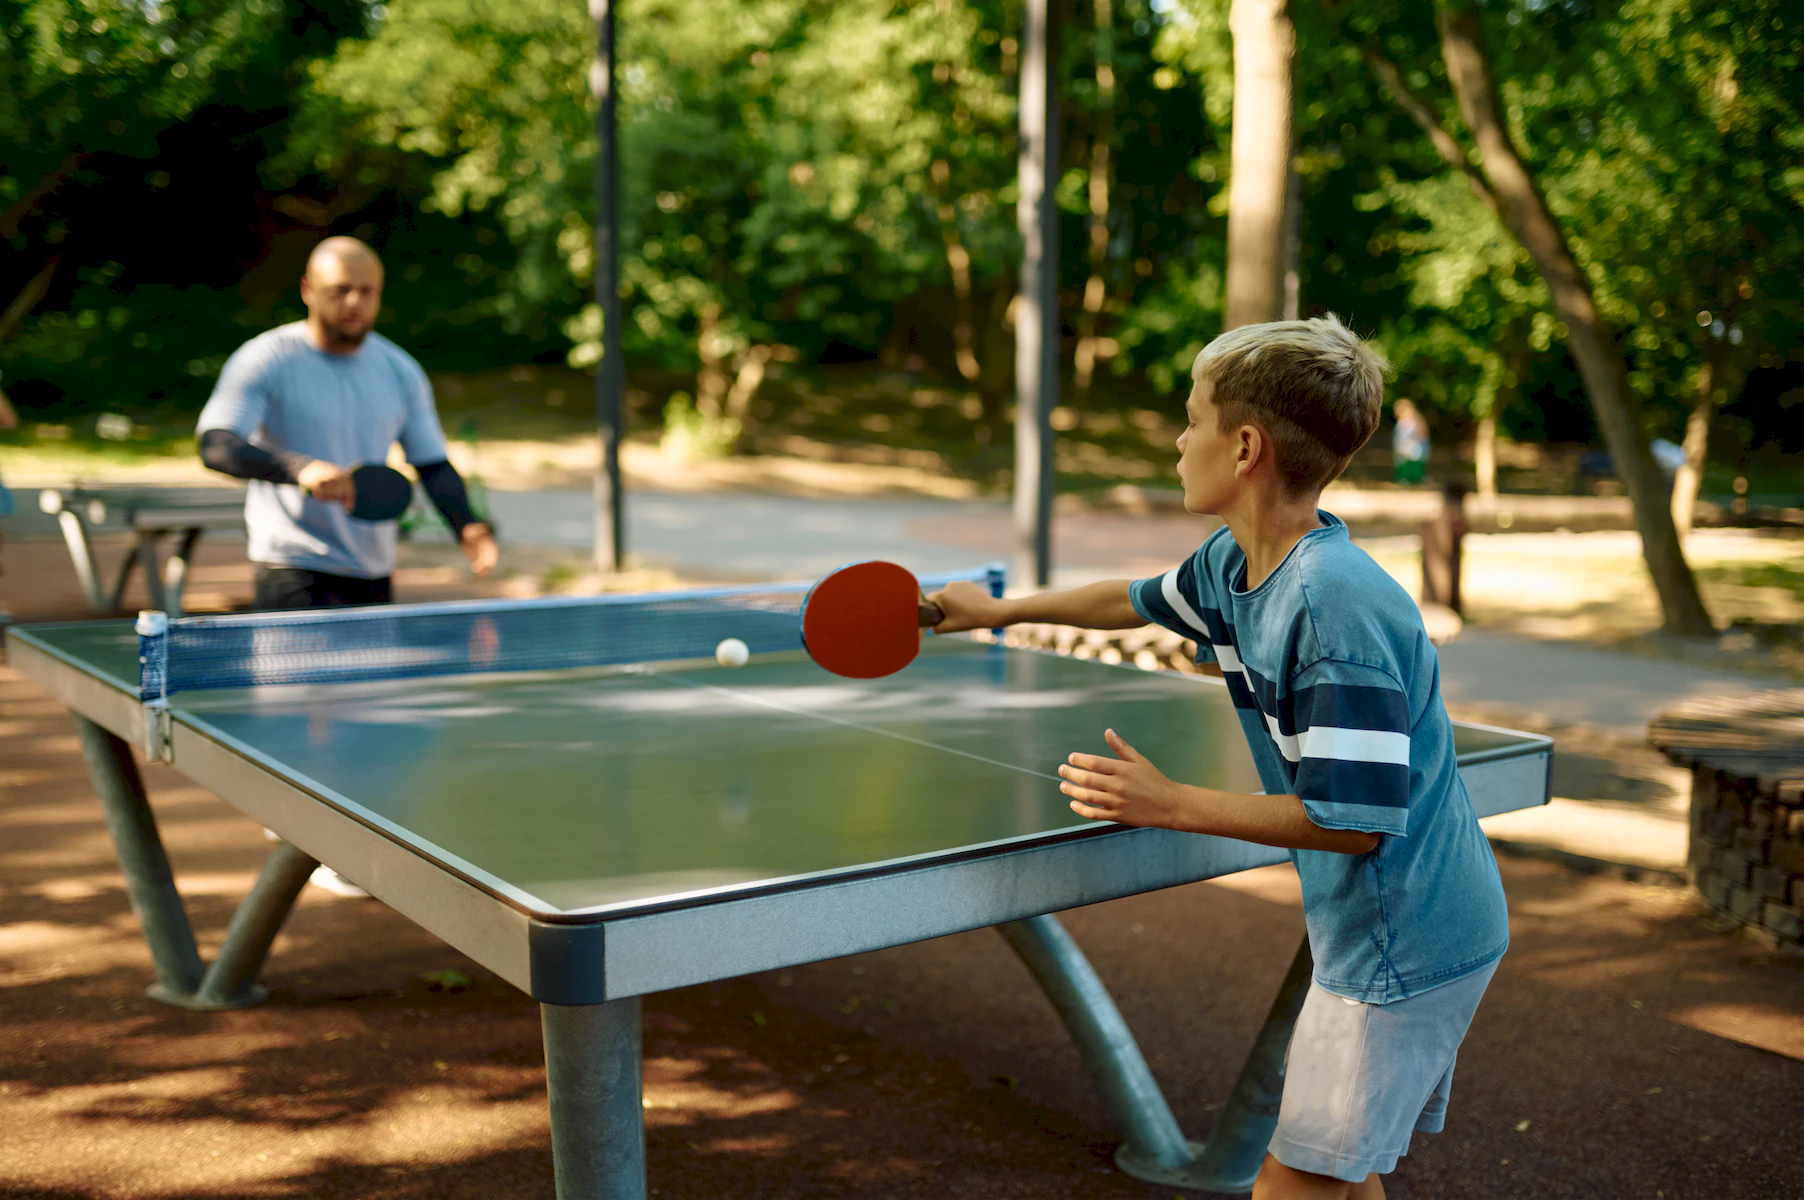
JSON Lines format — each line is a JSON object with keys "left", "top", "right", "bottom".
{"left": 3, "top": 0, "right": 1802, "bottom": 480}
{"left": 658, "top": 391, "right": 741, "bottom": 460}
{"left": 1322, "top": 0, "right": 1804, "bottom": 449}
{"left": 1517, "top": 0, "right": 1804, "bottom": 443}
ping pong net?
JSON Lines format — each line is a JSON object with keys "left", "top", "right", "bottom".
{"left": 135, "top": 564, "right": 1005, "bottom": 705}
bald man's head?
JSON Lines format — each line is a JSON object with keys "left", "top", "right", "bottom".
{"left": 300, "top": 238, "right": 384, "bottom": 353}
{"left": 306, "top": 236, "right": 381, "bottom": 277}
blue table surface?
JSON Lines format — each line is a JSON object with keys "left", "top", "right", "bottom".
{"left": 15, "top": 622, "right": 1540, "bottom": 916}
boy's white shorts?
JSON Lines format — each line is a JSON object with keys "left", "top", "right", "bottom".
{"left": 1268, "top": 960, "right": 1499, "bottom": 1182}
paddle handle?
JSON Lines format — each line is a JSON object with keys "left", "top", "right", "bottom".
{"left": 918, "top": 597, "right": 944, "bottom": 627}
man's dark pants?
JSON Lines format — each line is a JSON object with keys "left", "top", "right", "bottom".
{"left": 252, "top": 567, "right": 392, "bottom": 611}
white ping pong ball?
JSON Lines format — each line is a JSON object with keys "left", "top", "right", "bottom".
{"left": 715, "top": 638, "right": 750, "bottom": 668}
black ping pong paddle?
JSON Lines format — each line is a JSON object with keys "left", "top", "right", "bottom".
{"left": 307, "top": 463, "right": 413, "bottom": 521}
{"left": 800, "top": 561, "right": 943, "bottom": 679}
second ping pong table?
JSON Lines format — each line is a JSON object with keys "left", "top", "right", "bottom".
{"left": 37, "top": 485, "right": 244, "bottom": 618}
{"left": 6, "top": 570, "right": 1552, "bottom": 1198}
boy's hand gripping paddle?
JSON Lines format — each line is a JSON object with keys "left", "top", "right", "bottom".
{"left": 309, "top": 463, "right": 414, "bottom": 521}
{"left": 800, "top": 561, "right": 944, "bottom": 679}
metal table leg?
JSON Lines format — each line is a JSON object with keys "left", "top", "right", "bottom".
{"left": 1164, "top": 935, "right": 1314, "bottom": 1192}
{"left": 542, "top": 998, "right": 647, "bottom": 1200}
{"left": 997, "top": 915, "right": 1197, "bottom": 1173}
{"left": 186, "top": 840, "right": 318, "bottom": 1009}
{"left": 73, "top": 713, "right": 205, "bottom": 997}
{"left": 107, "top": 532, "right": 160, "bottom": 613}
{"left": 999, "top": 914, "right": 1314, "bottom": 1195}
{"left": 70, "top": 713, "right": 314, "bottom": 1010}
{"left": 136, "top": 532, "right": 168, "bottom": 612}
{"left": 53, "top": 508, "right": 106, "bottom": 611}
{"left": 162, "top": 527, "right": 205, "bottom": 618}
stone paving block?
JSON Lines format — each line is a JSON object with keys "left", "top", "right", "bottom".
{"left": 1696, "top": 870, "right": 1732, "bottom": 909}
{"left": 1732, "top": 827, "right": 1770, "bottom": 859}
{"left": 1762, "top": 901, "right": 1804, "bottom": 942}
{"left": 1727, "top": 884, "right": 1764, "bottom": 921}
{"left": 1751, "top": 865, "right": 1795, "bottom": 903}
{"left": 1769, "top": 838, "right": 1804, "bottom": 875}
{"left": 1712, "top": 847, "right": 1756, "bottom": 887}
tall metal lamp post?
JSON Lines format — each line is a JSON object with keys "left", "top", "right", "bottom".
{"left": 590, "top": 0, "right": 625, "bottom": 572}
{"left": 1014, "top": 0, "right": 1059, "bottom": 588}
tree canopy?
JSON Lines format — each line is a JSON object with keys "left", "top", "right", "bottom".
{"left": 3, "top": 0, "right": 1800, "bottom": 485}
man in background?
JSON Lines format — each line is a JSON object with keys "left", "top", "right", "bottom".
{"left": 197, "top": 236, "right": 498, "bottom": 894}
{"left": 197, "top": 236, "right": 497, "bottom": 607}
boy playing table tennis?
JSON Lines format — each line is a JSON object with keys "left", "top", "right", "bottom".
{"left": 928, "top": 315, "right": 1508, "bottom": 1200}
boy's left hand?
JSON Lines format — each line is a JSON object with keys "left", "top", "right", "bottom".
{"left": 1058, "top": 728, "right": 1188, "bottom": 827}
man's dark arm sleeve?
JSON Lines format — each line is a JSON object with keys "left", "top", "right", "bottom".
{"left": 415, "top": 459, "right": 486, "bottom": 536}
{"left": 198, "top": 428, "right": 312, "bottom": 484}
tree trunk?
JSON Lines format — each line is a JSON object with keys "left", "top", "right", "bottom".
{"left": 695, "top": 301, "right": 729, "bottom": 419}
{"left": 723, "top": 344, "right": 781, "bottom": 453}
{"left": 1225, "top": 0, "right": 1295, "bottom": 329}
{"left": 1472, "top": 350, "right": 1503, "bottom": 496}
{"left": 0, "top": 154, "right": 91, "bottom": 240}
{"left": 977, "top": 280, "right": 1017, "bottom": 446}
{"left": 1435, "top": 0, "right": 1713, "bottom": 636}
{"left": 1474, "top": 412, "right": 1496, "bottom": 497}
{"left": 1282, "top": 158, "right": 1302, "bottom": 320}
{"left": 931, "top": 161, "right": 983, "bottom": 386}
{"left": 1074, "top": 0, "right": 1116, "bottom": 392}
{"left": 1671, "top": 330, "right": 1730, "bottom": 537}
{"left": 0, "top": 255, "right": 61, "bottom": 344}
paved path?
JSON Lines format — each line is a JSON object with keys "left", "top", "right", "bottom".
{"left": 1436, "top": 628, "right": 1794, "bottom": 739}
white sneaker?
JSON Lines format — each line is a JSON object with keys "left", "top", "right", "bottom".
{"left": 309, "top": 866, "right": 372, "bottom": 898}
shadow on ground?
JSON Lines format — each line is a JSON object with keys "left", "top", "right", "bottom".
{"left": 2, "top": 643, "right": 1802, "bottom": 1198}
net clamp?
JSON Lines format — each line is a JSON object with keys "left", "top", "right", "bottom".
{"left": 136, "top": 610, "right": 174, "bottom": 762}
{"left": 141, "top": 700, "right": 173, "bottom": 763}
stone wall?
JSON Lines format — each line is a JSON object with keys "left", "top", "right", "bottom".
{"left": 1686, "top": 767, "right": 1804, "bottom": 952}
{"left": 975, "top": 623, "right": 1205, "bottom": 675}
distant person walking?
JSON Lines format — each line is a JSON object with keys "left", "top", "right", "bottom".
{"left": 196, "top": 236, "right": 497, "bottom": 607}
{"left": 197, "top": 236, "right": 497, "bottom": 897}
{"left": 1391, "top": 398, "right": 1431, "bottom": 485}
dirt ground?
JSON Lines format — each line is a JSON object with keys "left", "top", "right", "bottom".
{"left": 1, "top": 655, "right": 1801, "bottom": 1200}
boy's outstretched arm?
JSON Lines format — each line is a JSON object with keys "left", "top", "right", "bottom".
{"left": 1059, "top": 728, "right": 1381, "bottom": 856}
{"left": 928, "top": 579, "right": 1143, "bottom": 633}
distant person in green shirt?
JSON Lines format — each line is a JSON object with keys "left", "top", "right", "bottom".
{"left": 1391, "top": 399, "right": 1430, "bottom": 485}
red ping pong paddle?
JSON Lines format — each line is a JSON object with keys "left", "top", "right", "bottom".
{"left": 800, "top": 561, "right": 944, "bottom": 679}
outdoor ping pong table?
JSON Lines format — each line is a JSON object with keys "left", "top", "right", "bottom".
{"left": 5, "top": 568, "right": 1553, "bottom": 1199}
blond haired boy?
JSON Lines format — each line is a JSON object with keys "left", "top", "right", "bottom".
{"left": 930, "top": 316, "right": 1509, "bottom": 1199}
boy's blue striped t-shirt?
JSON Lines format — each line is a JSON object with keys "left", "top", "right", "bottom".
{"left": 1130, "top": 513, "right": 1508, "bottom": 1003}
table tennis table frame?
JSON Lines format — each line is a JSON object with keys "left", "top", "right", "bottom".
{"left": 11, "top": 627, "right": 1553, "bottom": 1199}
{"left": 38, "top": 488, "right": 242, "bottom": 618}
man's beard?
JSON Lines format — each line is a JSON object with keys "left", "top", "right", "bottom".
{"left": 320, "top": 320, "right": 370, "bottom": 349}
